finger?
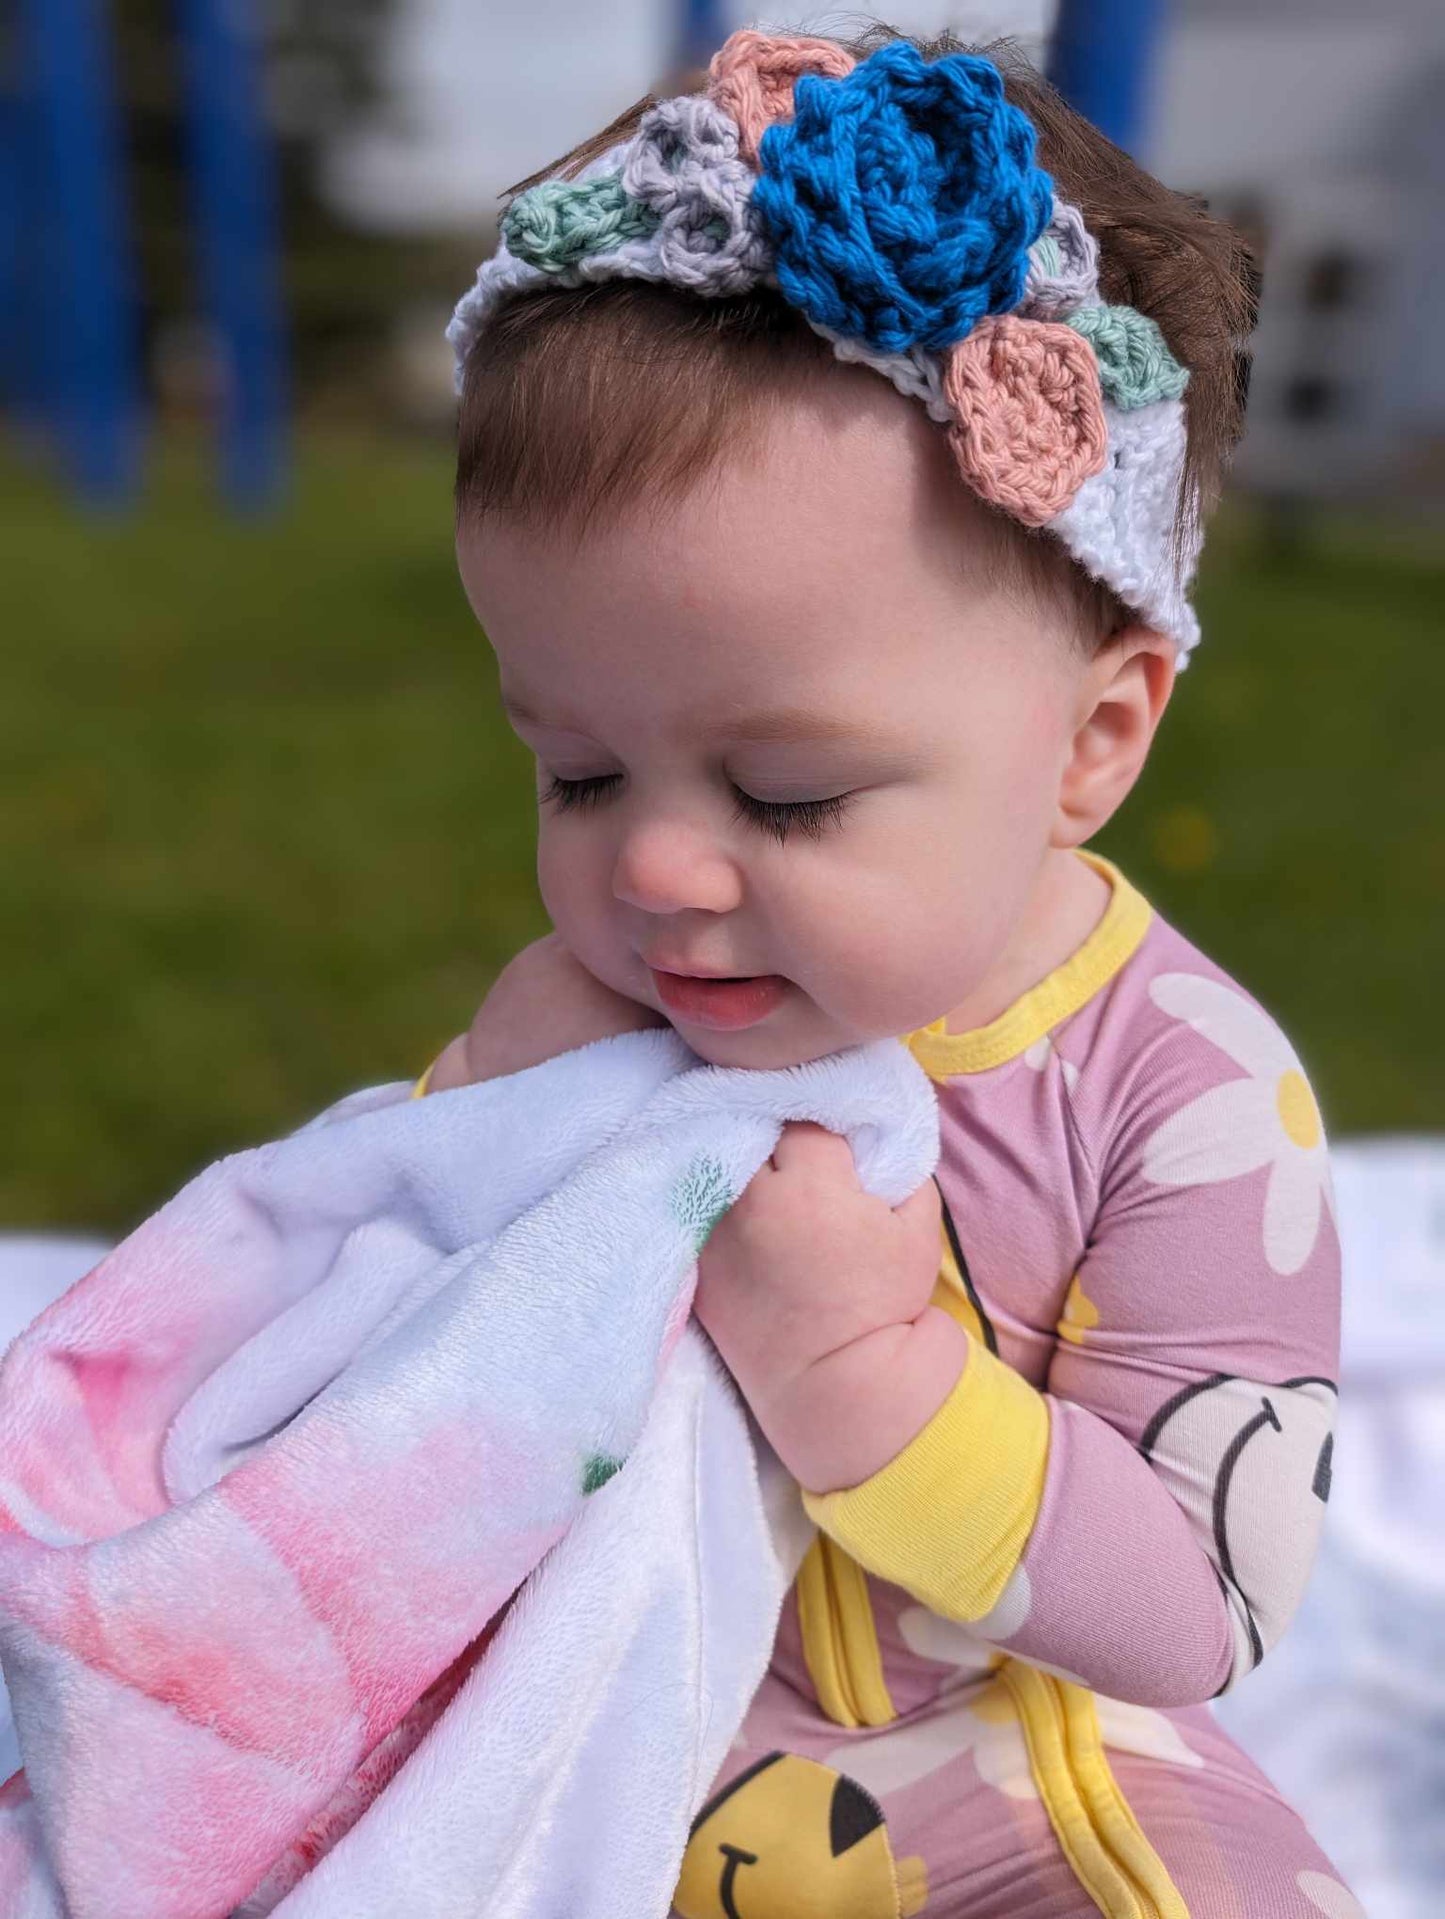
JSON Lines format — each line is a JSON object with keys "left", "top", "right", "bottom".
{"left": 766, "top": 1119, "right": 829, "bottom": 1171}
{"left": 768, "top": 1120, "right": 861, "bottom": 1180}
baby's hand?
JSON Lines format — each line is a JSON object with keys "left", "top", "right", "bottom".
{"left": 426, "top": 934, "right": 667, "bottom": 1090}
{"left": 695, "top": 1124, "right": 966, "bottom": 1495}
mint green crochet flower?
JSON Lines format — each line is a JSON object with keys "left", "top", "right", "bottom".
{"left": 502, "top": 174, "right": 658, "bottom": 274}
{"left": 1065, "top": 304, "right": 1189, "bottom": 409}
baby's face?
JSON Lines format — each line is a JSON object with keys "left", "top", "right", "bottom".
{"left": 458, "top": 376, "right": 1095, "bottom": 1068}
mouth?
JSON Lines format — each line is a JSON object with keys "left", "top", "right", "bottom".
{"left": 648, "top": 967, "right": 789, "bottom": 1032}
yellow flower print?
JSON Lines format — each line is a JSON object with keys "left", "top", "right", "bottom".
{"left": 1057, "top": 1274, "right": 1099, "bottom": 1345}
{"left": 1144, "top": 974, "right": 1334, "bottom": 1276}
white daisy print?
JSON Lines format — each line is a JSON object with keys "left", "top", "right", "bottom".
{"left": 900, "top": 1598, "right": 1094, "bottom": 1693}
{"left": 1144, "top": 974, "right": 1333, "bottom": 1276}
{"left": 825, "top": 1676, "right": 1039, "bottom": 1801}
{"left": 1092, "top": 1695, "right": 1202, "bottom": 1770}
{"left": 1297, "top": 1871, "right": 1365, "bottom": 1918}
{"left": 831, "top": 1688, "right": 1205, "bottom": 1804}
{"left": 1024, "top": 1034, "right": 1080, "bottom": 1091}
{"left": 900, "top": 1603, "right": 1010, "bottom": 1677}
{"left": 901, "top": 1607, "right": 1198, "bottom": 1765}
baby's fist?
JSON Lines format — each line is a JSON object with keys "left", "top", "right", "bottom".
{"left": 695, "top": 1124, "right": 961, "bottom": 1491}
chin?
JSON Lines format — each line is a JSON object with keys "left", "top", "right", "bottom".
{"left": 669, "top": 1020, "right": 851, "bottom": 1073}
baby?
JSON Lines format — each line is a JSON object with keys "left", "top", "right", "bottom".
{"left": 429, "top": 28, "right": 1350, "bottom": 1919}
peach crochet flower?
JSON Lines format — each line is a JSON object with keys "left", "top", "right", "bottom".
{"left": 707, "top": 29, "right": 856, "bottom": 165}
{"left": 943, "top": 315, "right": 1108, "bottom": 526}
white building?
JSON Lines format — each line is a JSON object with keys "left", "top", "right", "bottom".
{"left": 1150, "top": 0, "right": 1445, "bottom": 499}
{"left": 327, "top": 2, "right": 1053, "bottom": 233}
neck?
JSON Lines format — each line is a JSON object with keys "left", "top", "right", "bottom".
{"left": 942, "top": 846, "right": 1110, "bottom": 1035}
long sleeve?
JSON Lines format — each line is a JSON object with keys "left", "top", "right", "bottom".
{"left": 804, "top": 965, "right": 1341, "bottom": 1708}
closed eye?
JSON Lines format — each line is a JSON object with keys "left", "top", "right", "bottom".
{"left": 542, "top": 774, "right": 855, "bottom": 844}
{"left": 731, "top": 788, "right": 855, "bottom": 845}
{"left": 542, "top": 773, "right": 622, "bottom": 811}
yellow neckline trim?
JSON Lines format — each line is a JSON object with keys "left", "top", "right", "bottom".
{"left": 904, "top": 853, "right": 1151, "bottom": 1080}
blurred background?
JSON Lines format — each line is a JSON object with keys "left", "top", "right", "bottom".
{"left": 1, "top": 0, "right": 1442, "bottom": 1909}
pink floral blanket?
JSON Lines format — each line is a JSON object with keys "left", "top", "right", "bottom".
{"left": 0, "top": 1032, "right": 935, "bottom": 1918}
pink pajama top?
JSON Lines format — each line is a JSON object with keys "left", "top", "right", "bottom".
{"left": 783, "top": 853, "right": 1341, "bottom": 1725}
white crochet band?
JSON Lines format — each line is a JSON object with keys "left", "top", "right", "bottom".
{"left": 448, "top": 118, "right": 1202, "bottom": 656}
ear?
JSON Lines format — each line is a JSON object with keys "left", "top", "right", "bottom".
{"left": 1052, "top": 629, "right": 1176, "bottom": 849}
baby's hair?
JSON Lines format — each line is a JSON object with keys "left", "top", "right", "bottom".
{"left": 454, "top": 28, "right": 1259, "bottom": 645}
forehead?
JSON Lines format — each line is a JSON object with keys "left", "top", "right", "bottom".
{"left": 456, "top": 378, "right": 1046, "bottom": 728}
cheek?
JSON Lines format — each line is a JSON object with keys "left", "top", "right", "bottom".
{"left": 535, "top": 821, "right": 610, "bottom": 938}
{"left": 945, "top": 698, "right": 1072, "bottom": 890}
{"left": 753, "top": 832, "right": 982, "bottom": 1027}
{"left": 770, "top": 751, "right": 1061, "bottom": 1028}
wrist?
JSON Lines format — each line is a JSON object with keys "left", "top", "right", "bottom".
{"left": 756, "top": 1307, "right": 968, "bottom": 1496}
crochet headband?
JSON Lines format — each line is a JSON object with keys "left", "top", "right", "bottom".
{"left": 448, "top": 33, "right": 1202, "bottom": 656}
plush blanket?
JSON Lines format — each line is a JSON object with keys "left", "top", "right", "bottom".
{"left": 0, "top": 1030, "right": 938, "bottom": 1918}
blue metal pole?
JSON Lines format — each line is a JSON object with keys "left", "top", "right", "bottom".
{"left": 1047, "top": 0, "right": 1168, "bottom": 157}
{"left": 20, "top": 0, "right": 141, "bottom": 501}
{"left": 0, "top": 83, "right": 25, "bottom": 419}
{"left": 4, "top": 46, "right": 59, "bottom": 443}
{"left": 678, "top": 0, "right": 729, "bottom": 72}
{"left": 178, "top": 0, "right": 288, "bottom": 509}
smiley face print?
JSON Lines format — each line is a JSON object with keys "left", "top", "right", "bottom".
{"left": 1139, "top": 1373, "right": 1336, "bottom": 1679}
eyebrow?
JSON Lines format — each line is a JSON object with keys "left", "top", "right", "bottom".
{"left": 716, "top": 709, "right": 901, "bottom": 750}
{"left": 503, "top": 697, "right": 900, "bottom": 753}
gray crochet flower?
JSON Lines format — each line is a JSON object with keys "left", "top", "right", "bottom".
{"left": 1020, "top": 199, "right": 1100, "bottom": 319}
{"left": 621, "top": 96, "right": 770, "bottom": 294}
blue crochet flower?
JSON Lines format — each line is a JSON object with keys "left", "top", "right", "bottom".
{"left": 751, "top": 42, "right": 1052, "bottom": 357}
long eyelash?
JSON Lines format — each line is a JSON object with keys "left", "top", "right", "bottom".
{"left": 543, "top": 773, "right": 622, "bottom": 812}
{"left": 732, "top": 788, "right": 854, "bottom": 846}
{"left": 543, "top": 773, "right": 854, "bottom": 846}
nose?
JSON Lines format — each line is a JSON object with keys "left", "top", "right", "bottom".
{"left": 611, "top": 815, "right": 744, "bottom": 917}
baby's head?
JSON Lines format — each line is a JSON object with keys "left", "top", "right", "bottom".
{"left": 450, "top": 29, "right": 1256, "bottom": 1068}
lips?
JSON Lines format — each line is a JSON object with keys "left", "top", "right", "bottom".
{"left": 644, "top": 955, "right": 746, "bottom": 981}
{"left": 648, "top": 968, "right": 789, "bottom": 1032}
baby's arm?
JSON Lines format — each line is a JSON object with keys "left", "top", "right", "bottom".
{"left": 425, "top": 934, "right": 667, "bottom": 1090}
{"left": 799, "top": 1020, "right": 1340, "bottom": 1708}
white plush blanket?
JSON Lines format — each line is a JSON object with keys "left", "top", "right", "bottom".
{"left": 0, "top": 1031, "right": 939, "bottom": 1919}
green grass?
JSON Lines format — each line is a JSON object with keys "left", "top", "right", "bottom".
{"left": 1101, "top": 509, "right": 1442, "bottom": 1140}
{"left": 2, "top": 436, "right": 1439, "bottom": 1232}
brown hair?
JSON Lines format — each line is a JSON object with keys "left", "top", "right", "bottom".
{"left": 455, "top": 29, "right": 1258, "bottom": 640}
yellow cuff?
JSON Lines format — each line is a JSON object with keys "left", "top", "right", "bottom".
{"left": 802, "top": 1335, "right": 1050, "bottom": 1622}
{"left": 411, "top": 1058, "right": 437, "bottom": 1099}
